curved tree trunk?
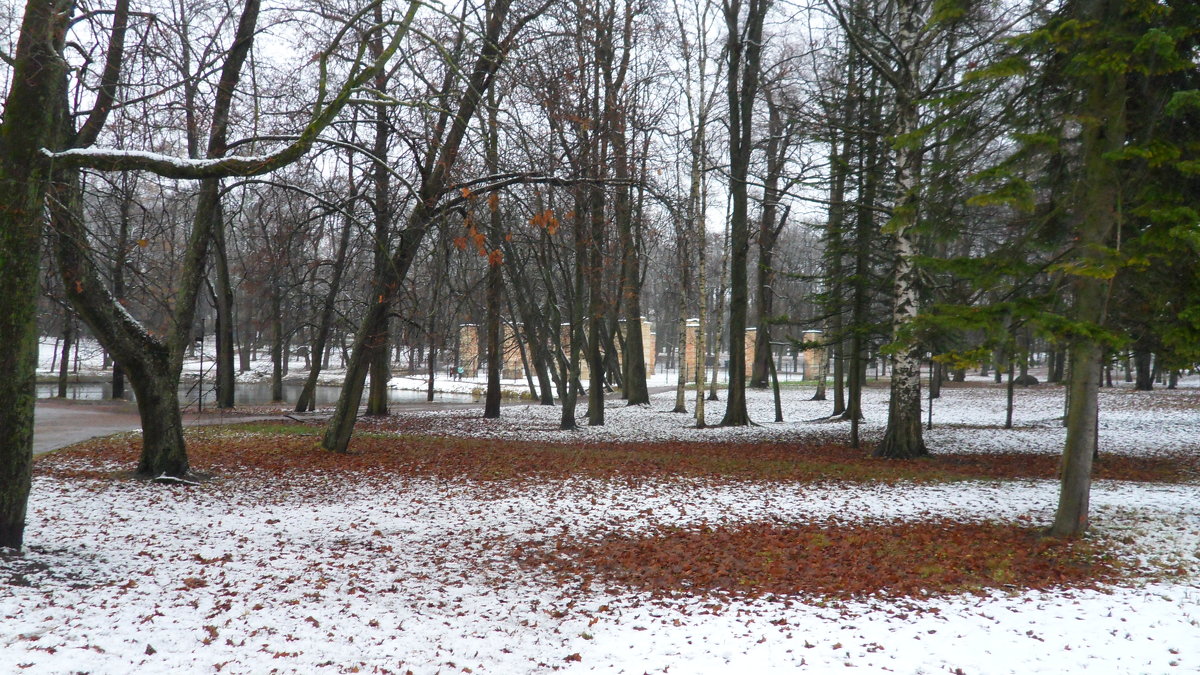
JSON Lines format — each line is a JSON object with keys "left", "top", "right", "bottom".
{"left": 323, "top": 301, "right": 388, "bottom": 452}
{"left": 296, "top": 181, "right": 355, "bottom": 412}
{"left": 130, "top": 358, "right": 189, "bottom": 478}
{"left": 53, "top": 0, "right": 260, "bottom": 479}
{"left": 322, "top": 0, "right": 518, "bottom": 450}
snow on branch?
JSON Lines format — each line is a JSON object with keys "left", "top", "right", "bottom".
{"left": 41, "top": 0, "right": 421, "bottom": 180}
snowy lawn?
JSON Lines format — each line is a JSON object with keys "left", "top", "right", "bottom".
{"left": 4, "top": 382, "right": 1199, "bottom": 674}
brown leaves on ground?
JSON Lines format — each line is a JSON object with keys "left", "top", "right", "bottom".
{"left": 528, "top": 519, "right": 1120, "bottom": 602}
{"left": 37, "top": 419, "right": 1197, "bottom": 485}
{"left": 34, "top": 419, "right": 1153, "bottom": 603}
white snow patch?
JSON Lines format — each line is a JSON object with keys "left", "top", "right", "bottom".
{"left": 6, "top": 377, "right": 1199, "bottom": 673}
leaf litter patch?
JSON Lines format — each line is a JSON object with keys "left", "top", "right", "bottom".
{"left": 38, "top": 425, "right": 1197, "bottom": 485}
{"left": 527, "top": 519, "right": 1120, "bottom": 604}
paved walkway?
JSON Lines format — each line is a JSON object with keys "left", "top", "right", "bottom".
{"left": 32, "top": 398, "right": 283, "bottom": 456}
{"left": 33, "top": 384, "right": 681, "bottom": 456}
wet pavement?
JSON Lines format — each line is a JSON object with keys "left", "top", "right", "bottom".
{"left": 32, "top": 384, "right": 677, "bottom": 456}
{"left": 32, "top": 398, "right": 282, "bottom": 456}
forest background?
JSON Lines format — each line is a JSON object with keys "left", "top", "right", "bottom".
{"left": 1, "top": 0, "right": 1198, "bottom": 553}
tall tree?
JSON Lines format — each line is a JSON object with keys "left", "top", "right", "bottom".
{"left": 1048, "top": 0, "right": 1197, "bottom": 536}
{"left": 719, "top": 0, "right": 770, "bottom": 427}
{"left": 827, "top": 0, "right": 1022, "bottom": 457}
{"left": 322, "top": 0, "right": 543, "bottom": 452}
{"left": 53, "top": 0, "right": 262, "bottom": 478}
{"left": 0, "top": 0, "right": 72, "bottom": 550}
{"left": 48, "top": 0, "right": 416, "bottom": 477}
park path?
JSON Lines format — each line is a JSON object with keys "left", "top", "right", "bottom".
{"left": 31, "top": 396, "right": 487, "bottom": 456}
{"left": 33, "top": 384, "right": 681, "bottom": 455}
{"left": 32, "top": 398, "right": 287, "bottom": 456}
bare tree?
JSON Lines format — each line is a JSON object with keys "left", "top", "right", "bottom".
{"left": 719, "top": 0, "right": 770, "bottom": 427}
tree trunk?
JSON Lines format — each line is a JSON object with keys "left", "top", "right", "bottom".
{"left": 1133, "top": 348, "right": 1153, "bottom": 391}
{"left": 1051, "top": 347, "right": 1065, "bottom": 383}
{"left": 501, "top": 250, "right": 555, "bottom": 405}
{"left": 849, "top": 346, "right": 866, "bottom": 447}
{"left": 586, "top": 184, "right": 606, "bottom": 426}
{"left": 1005, "top": 356, "right": 1015, "bottom": 429}
{"left": 212, "top": 197, "right": 236, "bottom": 408}
{"left": 769, "top": 351, "right": 783, "bottom": 422}
{"left": 751, "top": 96, "right": 787, "bottom": 389}
{"left": 707, "top": 194, "right": 730, "bottom": 404}
{"left": 615, "top": 112, "right": 649, "bottom": 406}
{"left": 366, "top": 328, "right": 390, "bottom": 415}
{"left": 843, "top": 94, "right": 879, "bottom": 425}
{"left": 0, "top": 0, "right": 71, "bottom": 550}
{"left": 295, "top": 180, "right": 355, "bottom": 412}
{"left": 694, "top": 209, "right": 708, "bottom": 428}
{"left": 324, "top": 300, "right": 388, "bottom": 452}
{"left": 57, "top": 314, "right": 73, "bottom": 398}
{"left": 53, "top": 0, "right": 259, "bottom": 480}
{"left": 270, "top": 283, "right": 285, "bottom": 402}
{"left": 1049, "top": 0, "right": 1125, "bottom": 538}
{"left": 130, "top": 361, "right": 189, "bottom": 478}
{"left": 873, "top": 0, "right": 928, "bottom": 459}
{"left": 427, "top": 347, "right": 438, "bottom": 403}
{"left": 484, "top": 98, "right": 504, "bottom": 419}
{"left": 484, "top": 260, "right": 503, "bottom": 418}
{"left": 110, "top": 178, "right": 133, "bottom": 400}
{"left": 719, "top": 0, "right": 767, "bottom": 427}
{"left": 672, "top": 312, "right": 689, "bottom": 414}
{"left": 562, "top": 206, "right": 585, "bottom": 430}
{"left": 811, "top": 346, "right": 828, "bottom": 401}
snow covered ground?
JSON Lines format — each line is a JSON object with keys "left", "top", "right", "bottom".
{"left": 13, "top": 340, "right": 1200, "bottom": 674}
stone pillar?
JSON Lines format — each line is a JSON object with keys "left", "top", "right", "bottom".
{"left": 802, "top": 330, "right": 823, "bottom": 380}
{"left": 618, "top": 317, "right": 658, "bottom": 376}
{"left": 458, "top": 324, "right": 480, "bottom": 377}
{"left": 744, "top": 327, "right": 757, "bottom": 376}
{"left": 642, "top": 318, "right": 656, "bottom": 375}
{"left": 684, "top": 318, "right": 699, "bottom": 383}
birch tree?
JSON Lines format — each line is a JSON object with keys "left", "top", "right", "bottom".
{"left": 825, "top": 0, "right": 1027, "bottom": 457}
